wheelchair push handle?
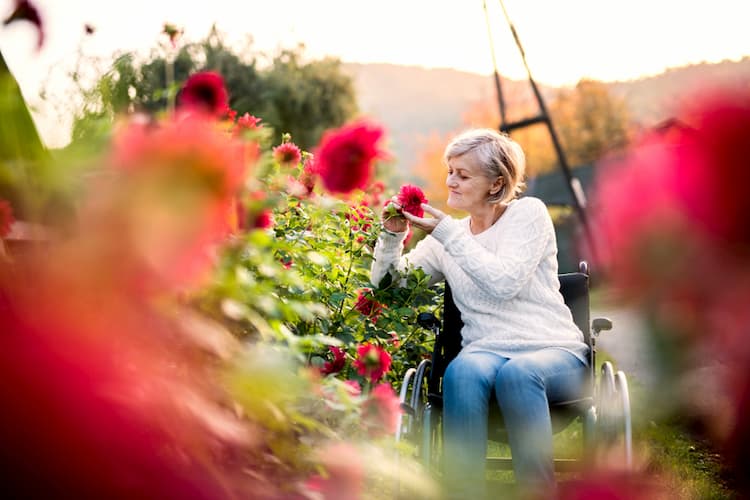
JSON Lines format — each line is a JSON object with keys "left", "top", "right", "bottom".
{"left": 592, "top": 317, "right": 613, "bottom": 336}
{"left": 417, "top": 312, "right": 441, "bottom": 335}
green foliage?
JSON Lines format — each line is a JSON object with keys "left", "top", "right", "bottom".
{"left": 70, "top": 29, "right": 357, "bottom": 150}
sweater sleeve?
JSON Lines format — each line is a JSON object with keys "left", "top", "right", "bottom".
{"left": 430, "top": 197, "right": 552, "bottom": 301}
{"left": 370, "top": 229, "right": 445, "bottom": 287}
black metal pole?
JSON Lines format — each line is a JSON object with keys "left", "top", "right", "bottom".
{"left": 483, "top": 0, "right": 507, "bottom": 126}
{"left": 496, "top": 0, "right": 599, "bottom": 265}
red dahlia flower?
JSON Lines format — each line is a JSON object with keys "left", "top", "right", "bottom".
{"left": 321, "top": 346, "right": 346, "bottom": 376}
{"left": 177, "top": 71, "right": 229, "bottom": 117}
{"left": 272, "top": 142, "right": 302, "bottom": 166}
{"left": 396, "top": 184, "right": 428, "bottom": 217}
{"left": 353, "top": 343, "right": 391, "bottom": 383}
{"left": 314, "top": 120, "right": 388, "bottom": 194}
{"left": 353, "top": 288, "right": 382, "bottom": 320}
{"left": 0, "top": 200, "right": 14, "bottom": 238}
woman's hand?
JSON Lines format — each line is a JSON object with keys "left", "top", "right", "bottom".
{"left": 401, "top": 204, "right": 447, "bottom": 234}
{"left": 382, "top": 198, "right": 408, "bottom": 233}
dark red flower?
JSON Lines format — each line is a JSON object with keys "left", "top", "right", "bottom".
{"left": 3, "top": 0, "right": 44, "bottom": 49}
{"left": 353, "top": 288, "right": 382, "bottom": 320}
{"left": 177, "top": 72, "right": 229, "bottom": 117}
{"left": 321, "top": 346, "right": 346, "bottom": 376}
{"left": 0, "top": 200, "right": 14, "bottom": 238}
{"left": 314, "top": 120, "right": 388, "bottom": 194}
{"left": 396, "top": 184, "right": 428, "bottom": 217}
{"left": 162, "top": 22, "right": 182, "bottom": 48}
{"left": 352, "top": 343, "right": 391, "bottom": 383}
{"left": 251, "top": 209, "right": 274, "bottom": 230}
{"left": 272, "top": 142, "right": 302, "bottom": 166}
{"left": 362, "top": 383, "right": 401, "bottom": 437}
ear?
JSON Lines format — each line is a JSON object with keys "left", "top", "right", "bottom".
{"left": 490, "top": 177, "right": 505, "bottom": 196}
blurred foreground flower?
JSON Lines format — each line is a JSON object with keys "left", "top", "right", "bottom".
{"left": 592, "top": 85, "right": 750, "bottom": 493}
{"left": 3, "top": 0, "right": 43, "bottom": 49}
{"left": 0, "top": 199, "right": 13, "bottom": 237}
{"left": 103, "top": 114, "right": 252, "bottom": 292}
{"left": 314, "top": 120, "right": 388, "bottom": 195}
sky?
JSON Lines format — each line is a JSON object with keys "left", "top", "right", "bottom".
{"left": 1, "top": 0, "right": 749, "bottom": 147}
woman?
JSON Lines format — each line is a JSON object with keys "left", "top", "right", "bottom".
{"left": 371, "top": 128, "right": 589, "bottom": 498}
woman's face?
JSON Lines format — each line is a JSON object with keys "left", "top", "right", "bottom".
{"left": 445, "top": 153, "right": 502, "bottom": 212}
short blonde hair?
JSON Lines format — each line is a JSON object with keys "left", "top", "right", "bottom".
{"left": 443, "top": 128, "right": 526, "bottom": 204}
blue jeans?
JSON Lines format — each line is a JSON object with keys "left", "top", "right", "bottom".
{"left": 442, "top": 348, "right": 587, "bottom": 499}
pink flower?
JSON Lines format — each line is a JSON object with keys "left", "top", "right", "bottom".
{"left": 0, "top": 200, "right": 14, "bottom": 238}
{"left": 353, "top": 288, "right": 382, "bottom": 320}
{"left": 321, "top": 346, "right": 346, "bottom": 376}
{"left": 233, "top": 113, "right": 262, "bottom": 137}
{"left": 353, "top": 343, "right": 391, "bottom": 383}
{"left": 304, "top": 443, "right": 363, "bottom": 500}
{"left": 362, "top": 383, "right": 401, "bottom": 437}
{"left": 343, "top": 380, "right": 361, "bottom": 396}
{"left": 272, "top": 142, "right": 302, "bottom": 166}
{"left": 3, "top": 1, "right": 44, "bottom": 49}
{"left": 177, "top": 71, "right": 229, "bottom": 117}
{"left": 251, "top": 209, "right": 274, "bottom": 230}
{"left": 396, "top": 184, "right": 428, "bottom": 217}
{"left": 314, "top": 120, "right": 388, "bottom": 194}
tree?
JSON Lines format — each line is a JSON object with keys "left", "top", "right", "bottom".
{"left": 70, "top": 31, "right": 357, "bottom": 150}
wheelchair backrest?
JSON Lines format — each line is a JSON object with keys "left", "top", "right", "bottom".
{"left": 427, "top": 272, "right": 591, "bottom": 396}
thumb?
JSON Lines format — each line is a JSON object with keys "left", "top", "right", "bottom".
{"left": 421, "top": 203, "right": 445, "bottom": 218}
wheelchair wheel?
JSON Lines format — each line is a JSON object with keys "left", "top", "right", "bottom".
{"left": 396, "top": 367, "right": 418, "bottom": 443}
{"left": 596, "top": 361, "right": 633, "bottom": 467}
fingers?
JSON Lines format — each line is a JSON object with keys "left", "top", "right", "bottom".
{"left": 420, "top": 203, "right": 445, "bottom": 218}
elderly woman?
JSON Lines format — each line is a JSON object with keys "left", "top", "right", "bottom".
{"left": 371, "top": 128, "right": 589, "bottom": 498}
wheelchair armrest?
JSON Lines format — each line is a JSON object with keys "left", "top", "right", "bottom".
{"left": 592, "top": 317, "right": 613, "bottom": 336}
{"left": 417, "top": 312, "right": 441, "bottom": 332}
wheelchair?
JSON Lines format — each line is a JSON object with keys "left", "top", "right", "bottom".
{"left": 396, "top": 262, "right": 632, "bottom": 479}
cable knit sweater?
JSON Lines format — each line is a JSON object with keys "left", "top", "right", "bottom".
{"left": 371, "top": 196, "right": 589, "bottom": 364}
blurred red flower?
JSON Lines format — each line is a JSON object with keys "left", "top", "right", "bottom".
{"left": 177, "top": 72, "right": 229, "bottom": 117}
{"left": 353, "top": 288, "right": 382, "bottom": 320}
{"left": 314, "top": 120, "right": 388, "bottom": 194}
{"left": 0, "top": 199, "right": 14, "bottom": 238}
{"left": 304, "top": 443, "right": 363, "bottom": 500}
{"left": 353, "top": 343, "right": 391, "bottom": 383}
{"left": 272, "top": 142, "right": 302, "bottom": 166}
{"left": 321, "top": 346, "right": 346, "bottom": 376}
{"left": 3, "top": 0, "right": 44, "bottom": 49}
{"left": 362, "top": 383, "right": 401, "bottom": 437}
{"left": 396, "top": 184, "right": 428, "bottom": 217}
{"left": 104, "top": 115, "right": 251, "bottom": 292}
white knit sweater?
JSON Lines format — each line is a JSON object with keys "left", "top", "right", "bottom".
{"left": 371, "top": 196, "right": 589, "bottom": 364}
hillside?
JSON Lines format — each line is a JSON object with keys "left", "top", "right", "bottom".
{"left": 342, "top": 58, "right": 750, "bottom": 173}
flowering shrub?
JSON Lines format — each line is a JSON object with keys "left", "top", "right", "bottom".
{"left": 1, "top": 53, "right": 440, "bottom": 498}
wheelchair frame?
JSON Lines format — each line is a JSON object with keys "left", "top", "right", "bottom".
{"left": 396, "top": 262, "right": 633, "bottom": 475}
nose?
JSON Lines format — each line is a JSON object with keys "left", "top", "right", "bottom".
{"left": 446, "top": 173, "right": 457, "bottom": 188}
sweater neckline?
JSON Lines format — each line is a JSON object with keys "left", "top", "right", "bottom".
{"left": 466, "top": 198, "right": 518, "bottom": 236}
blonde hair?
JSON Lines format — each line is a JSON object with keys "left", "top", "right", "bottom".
{"left": 443, "top": 128, "right": 526, "bottom": 204}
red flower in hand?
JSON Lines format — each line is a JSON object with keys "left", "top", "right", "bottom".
{"left": 0, "top": 200, "right": 14, "bottom": 238}
{"left": 314, "top": 120, "right": 388, "bottom": 194}
{"left": 177, "top": 71, "right": 229, "bottom": 117}
{"left": 353, "top": 343, "right": 391, "bottom": 383}
{"left": 396, "top": 184, "right": 428, "bottom": 217}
